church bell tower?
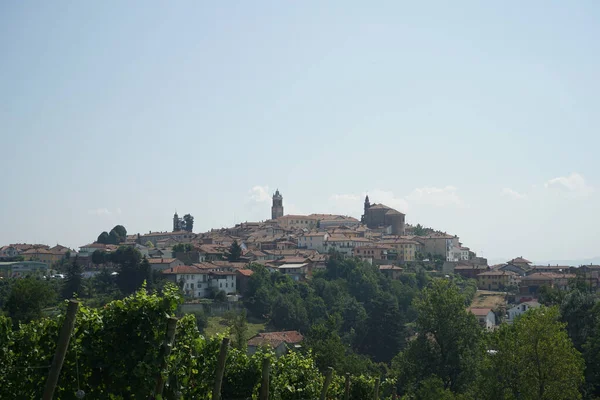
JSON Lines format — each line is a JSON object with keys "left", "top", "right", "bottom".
{"left": 271, "top": 189, "right": 284, "bottom": 220}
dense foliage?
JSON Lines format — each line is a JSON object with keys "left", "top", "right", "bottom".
{"left": 2, "top": 252, "right": 599, "bottom": 398}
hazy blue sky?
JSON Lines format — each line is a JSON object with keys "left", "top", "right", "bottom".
{"left": 2, "top": 1, "right": 599, "bottom": 262}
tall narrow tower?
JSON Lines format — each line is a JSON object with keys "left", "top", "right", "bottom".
{"left": 361, "top": 195, "right": 370, "bottom": 223}
{"left": 271, "top": 189, "right": 284, "bottom": 220}
{"left": 173, "top": 212, "right": 180, "bottom": 232}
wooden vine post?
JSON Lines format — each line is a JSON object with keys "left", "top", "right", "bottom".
{"left": 152, "top": 316, "right": 178, "bottom": 399}
{"left": 212, "top": 337, "right": 230, "bottom": 400}
{"left": 373, "top": 377, "right": 380, "bottom": 400}
{"left": 259, "top": 357, "right": 270, "bottom": 400}
{"left": 42, "top": 299, "right": 80, "bottom": 400}
{"left": 344, "top": 373, "right": 351, "bottom": 400}
{"left": 319, "top": 367, "right": 334, "bottom": 400}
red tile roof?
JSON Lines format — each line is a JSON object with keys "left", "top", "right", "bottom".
{"left": 469, "top": 308, "right": 492, "bottom": 316}
{"left": 247, "top": 331, "right": 304, "bottom": 348}
{"left": 509, "top": 257, "right": 532, "bottom": 264}
{"left": 161, "top": 265, "right": 207, "bottom": 274}
{"left": 236, "top": 269, "right": 254, "bottom": 277}
{"left": 148, "top": 258, "right": 177, "bottom": 264}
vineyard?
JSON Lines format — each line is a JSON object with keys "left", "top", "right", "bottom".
{"left": 0, "top": 284, "right": 394, "bottom": 400}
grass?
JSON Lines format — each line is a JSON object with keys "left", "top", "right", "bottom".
{"left": 204, "top": 315, "right": 267, "bottom": 338}
{"left": 471, "top": 290, "right": 506, "bottom": 310}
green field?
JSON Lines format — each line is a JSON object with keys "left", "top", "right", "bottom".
{"left": 204, "top": 315, "right": 267, "bottom": 338}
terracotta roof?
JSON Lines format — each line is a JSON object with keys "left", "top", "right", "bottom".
{"left": 236, "top": 269, "right": 254, "bottom": 277}
{"left": 522, "top": 272, "right": 576, "bottom": 280}
{"left": 148, "top": 258, "right": 177, "bottom": 264}
{"left": 162, "top": 265, "right": 206, "bottom": 274}
{"left": 509, "top": 257, "right": 532, "bottom": 264}
{"left": 247, "top": 331, "right": 303, "bottom": 348}
{"left": 211, "top": 261, "right": 248, "bottom": 269}
{"left": 455, "top": 265, "right": 488, "bottom": 270}
{"left": 209, "top": 271, "right": 236, "bottom": 276}
{"left": 192, "top": 262, "right": 220, "bottom": 270}
{"left": 469, "top": 308, "right": 492, "bottom": 316}
{"left": 81, "top": 243, "right": 110, "bottom": 249}
{"left": 379, "top": 265, "right": 403, "bottom": 271}
{"left": 141, "top": 231, "right": 196, "bottom": 238}
{"left": 477, "top": 270, "right": 518, "bottom": 277}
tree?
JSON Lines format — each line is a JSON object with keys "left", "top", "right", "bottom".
{"left": 111, "top": 247, "right": 148, "bottom": 294}
{"left": 214, "top": 290, "right": 227, "bottom": 302}
{"left": 479, "top": 306, "right": 584, "bottom": 399}
{"left": 97, "top": 231, "right": 110, "bottom": 244}
{"left": 3, "top": 278, "right": 56, "bottom": 325}
{"left": 61, "top": 258, "right": 83, "bottom": 299}
{"left": 183, "top": 214, "right": 194, "bottom": 232}
{"left": 413, "top": 223, "right": 427, "bottom": 236}
{"left": 173, "top": 243, "right": 193, "bottom": 253}
{"left": 91, "top": 250, "right": 106, "bottom": 265}
{"left": 228, "top": 240, "right": 242, "bottom": 262}
{"left": 393, "top": 279, "right": 483, "bottom": 394}
{"left": 231, "top": 309, "right": 249, "bottom": 351}
{"left": 360, "top": 292, "right": 405, "bottom": 363}
{"left": 111, "top": 225, "right": 127, "bottom": 240}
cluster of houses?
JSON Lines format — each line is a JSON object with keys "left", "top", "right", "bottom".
{"left": 452, "top": 256, "right": 600, "bottom": 301}
{"left": 3, "top": 193, "right": 597, "bottom": 334}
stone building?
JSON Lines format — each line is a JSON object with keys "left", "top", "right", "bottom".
{"left": 361, "top": 195, "right": 405, "bottom": 235}
{"left": 271, "top": 189, "right": 284, "bottom": 220}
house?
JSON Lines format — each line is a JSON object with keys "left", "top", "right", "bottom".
{"left": 276, "top": 215, "right": 319, "bottom": 230}
{"left": 520, "top": 272, "right": 576, "bottom": 295}
{"left": 469, "top": 308, "right": 496, "bottom": 330}
{"left": 411, "top": 233, "right": 460, "bottom": 261}
{"left": 322, "top": 235, "right": 372, "bottom": 257}
{"left": 245, "top": 250, "right": 269, "bottom": 262}
{"left": 236, "top": 269, "right": 254, "bottom": 295}
{"left": 161, "top": 265, "right": 211, "bottom": 298}
{"left": 197, "top": 245, "right": 225, "bottom": 261}
{"left": 21, "top": 248, "right": 68, "bottom": 264}
{"left": 309, "top": 214, "right": 360, "bottom": 229}
{"left": 507, "top": 257, "right": 532, "bottom": 270}
{"left": 354, "top": 245, "right": 395, "bottom": 262}
{"left": 277, "top": 264, "right": 308, "bottom": 281}
{"left": 497, "top": 263, "right": 530, "bottom": 276}
{"left": 476, "top": 270, "right": 520, "bottom": 291}
{"left": 139, "top": 231, "right": 197, "bottom": 246}
{"left": 276, "top": 240, "right": 297, "bottom": 250}
{"left": 454, "top": 264, "right": 489, "bottom": 280}
{"left": 528, "top": 265, "right": 570, "bottom": 275}
{"left": 147, "top": 258, "right": 184, "bottom": 271}
{"left": 378, "top": 238, "right": 421, "bottom": 262}
{"left": 209, "top": 271, "right": 237, "bottom": 294}
{"left": 0, "top": 261, "right": 49, "bottom": 278}
{"left": 247, "top": 331, "right": 304, "bottom": 357}
{"left": 0, "top": 245, "right": 21, "bottom": 260}
{"left": 79, "top": 243, "right": 117, "bottom": 258}
{"left": 506, "top": 301, "right": 540, "bottom": 323}
{"left": 379, "top": 265, "right": 403, "bottom": 280}
{"left": 297, "top": 232, "right": 329, "bottom": 252}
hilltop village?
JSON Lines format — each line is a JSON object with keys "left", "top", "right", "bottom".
{"left": 1, "top": 190, "right": 599, "bottom": 330}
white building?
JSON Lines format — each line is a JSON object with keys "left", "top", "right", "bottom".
{"left": 161, "top": 265, "right": 217, "bottom": 298}
{"left": 297, "top": 232, "right": 329, "bottom": 252}
{"left": 209, "top": 271, "right": 237, "bottom": 294}
{"left": 469, "top": 308, "right": 496, "bottom": 330}
{"left": 506, "top": 301, "right": 540, "bottom": 324}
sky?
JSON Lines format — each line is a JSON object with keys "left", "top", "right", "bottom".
{"left": 1, "top": 1, "right": 599, "bottom": 262}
